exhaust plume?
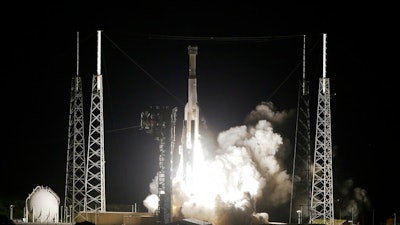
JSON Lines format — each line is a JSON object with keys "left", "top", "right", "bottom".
{"left": 144, "top": 102, "right": 294, "bottom": 225}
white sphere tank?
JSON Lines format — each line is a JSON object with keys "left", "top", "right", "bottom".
{"left": 26, "top": 185, "right": 60, "bottom": 223}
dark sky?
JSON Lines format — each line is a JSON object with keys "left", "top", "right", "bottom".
{"left": 2, "top": 2, "right": 397, "bottom": 224}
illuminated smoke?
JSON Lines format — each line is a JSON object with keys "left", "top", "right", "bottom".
{"left": 144, "top": 102, "right": 294, "bottom": 225}
{"left": 143, "top": 176, "right": 159, "bottom": 213}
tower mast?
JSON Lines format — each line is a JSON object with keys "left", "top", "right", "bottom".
{"left": 64, "top": 31, "right": 86, "bottom": 223}
{"left": 290, "top": 34, "right": 312, "bottom": 223}
{"left": 310, "top": 33, "right": 335, "bottom": 225}
{"left": 85, "top": 30, "right": 106, "bottom": 212}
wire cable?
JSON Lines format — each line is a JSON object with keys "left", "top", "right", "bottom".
{"left": 103, "top": 32, "right": 186, "bottom": 106}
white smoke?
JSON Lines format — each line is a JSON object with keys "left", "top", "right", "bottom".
{"left": 143, "top": 193, "right": 158, "bottom": 214}
{"left": 144, "top": 102, "right": 294, "bottom": 225}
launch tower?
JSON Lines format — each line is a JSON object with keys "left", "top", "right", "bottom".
{"left": 140, "top": 106, "right": 178, "bottom": 225}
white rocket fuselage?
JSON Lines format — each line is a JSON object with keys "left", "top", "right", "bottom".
{"left": 182, "top": 46, "right": 199, "bottom": 184}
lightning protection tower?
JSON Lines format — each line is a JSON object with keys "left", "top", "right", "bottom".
{"left": 290, "top": 34, "right": 312, "bottom": 224}
{"left": 64, "top": 31, "right": 86, "bottom": 223}
{"left": 310, "top": 33, "right": 335, "bottom": 225}
{"left": 85, "top": 30, "right": 106, "bottom": 212}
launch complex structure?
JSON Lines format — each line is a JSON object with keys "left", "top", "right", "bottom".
{"left": 289, "top": 34, "right": 335, "bottom": 225}
{"left": 64, "top": 30, "right": 106, "bottom": 223}
{"left": 63, "top": 31, "right": 335, "bottom": 225}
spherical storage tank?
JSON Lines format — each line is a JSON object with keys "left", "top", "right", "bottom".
{"left": 26, "top": 185, "right": 60, "bottom": 223}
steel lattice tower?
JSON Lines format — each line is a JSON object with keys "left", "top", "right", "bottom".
{"left": 310, "top": 33, "right": 335, "bottom": 225}
{"left": 290, "top": 35, "right": 312, "bottom": 224}
{"left": 85, "top": 30, "right": 106, "bottom": 212}
{"left": 64, "top": 32, "right": 86, "bottom": 223}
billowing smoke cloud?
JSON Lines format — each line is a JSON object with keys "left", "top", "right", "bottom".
{"left": 244, "top": 101, "right": 294, "bottom": 126}
{"left": 144, "top": 102, "right": 295, "bottom": 225}
{"left": 245, "top": 102, "right": 296, "bottom": 170}
{"left": 143, "top": 176, "right": 159, "bottom": 213}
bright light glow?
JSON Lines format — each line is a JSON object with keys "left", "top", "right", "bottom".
{"left": 143, "top": 193, "right": 159, "bottom": 213}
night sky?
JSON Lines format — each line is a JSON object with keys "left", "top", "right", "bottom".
{"left": 2, "top": 3, "right": 397, "bottom": 224}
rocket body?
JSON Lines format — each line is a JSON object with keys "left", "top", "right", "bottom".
{"left": 181, "top": 46, "right": 199, "bottom": 186}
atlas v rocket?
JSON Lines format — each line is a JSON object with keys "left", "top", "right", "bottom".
{"left": 181, "top": 45, "right": 200, "bottom": 186}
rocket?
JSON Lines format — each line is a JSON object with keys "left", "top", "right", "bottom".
{"left": 181, "top": 45, "right": 199, "bottom": 186}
